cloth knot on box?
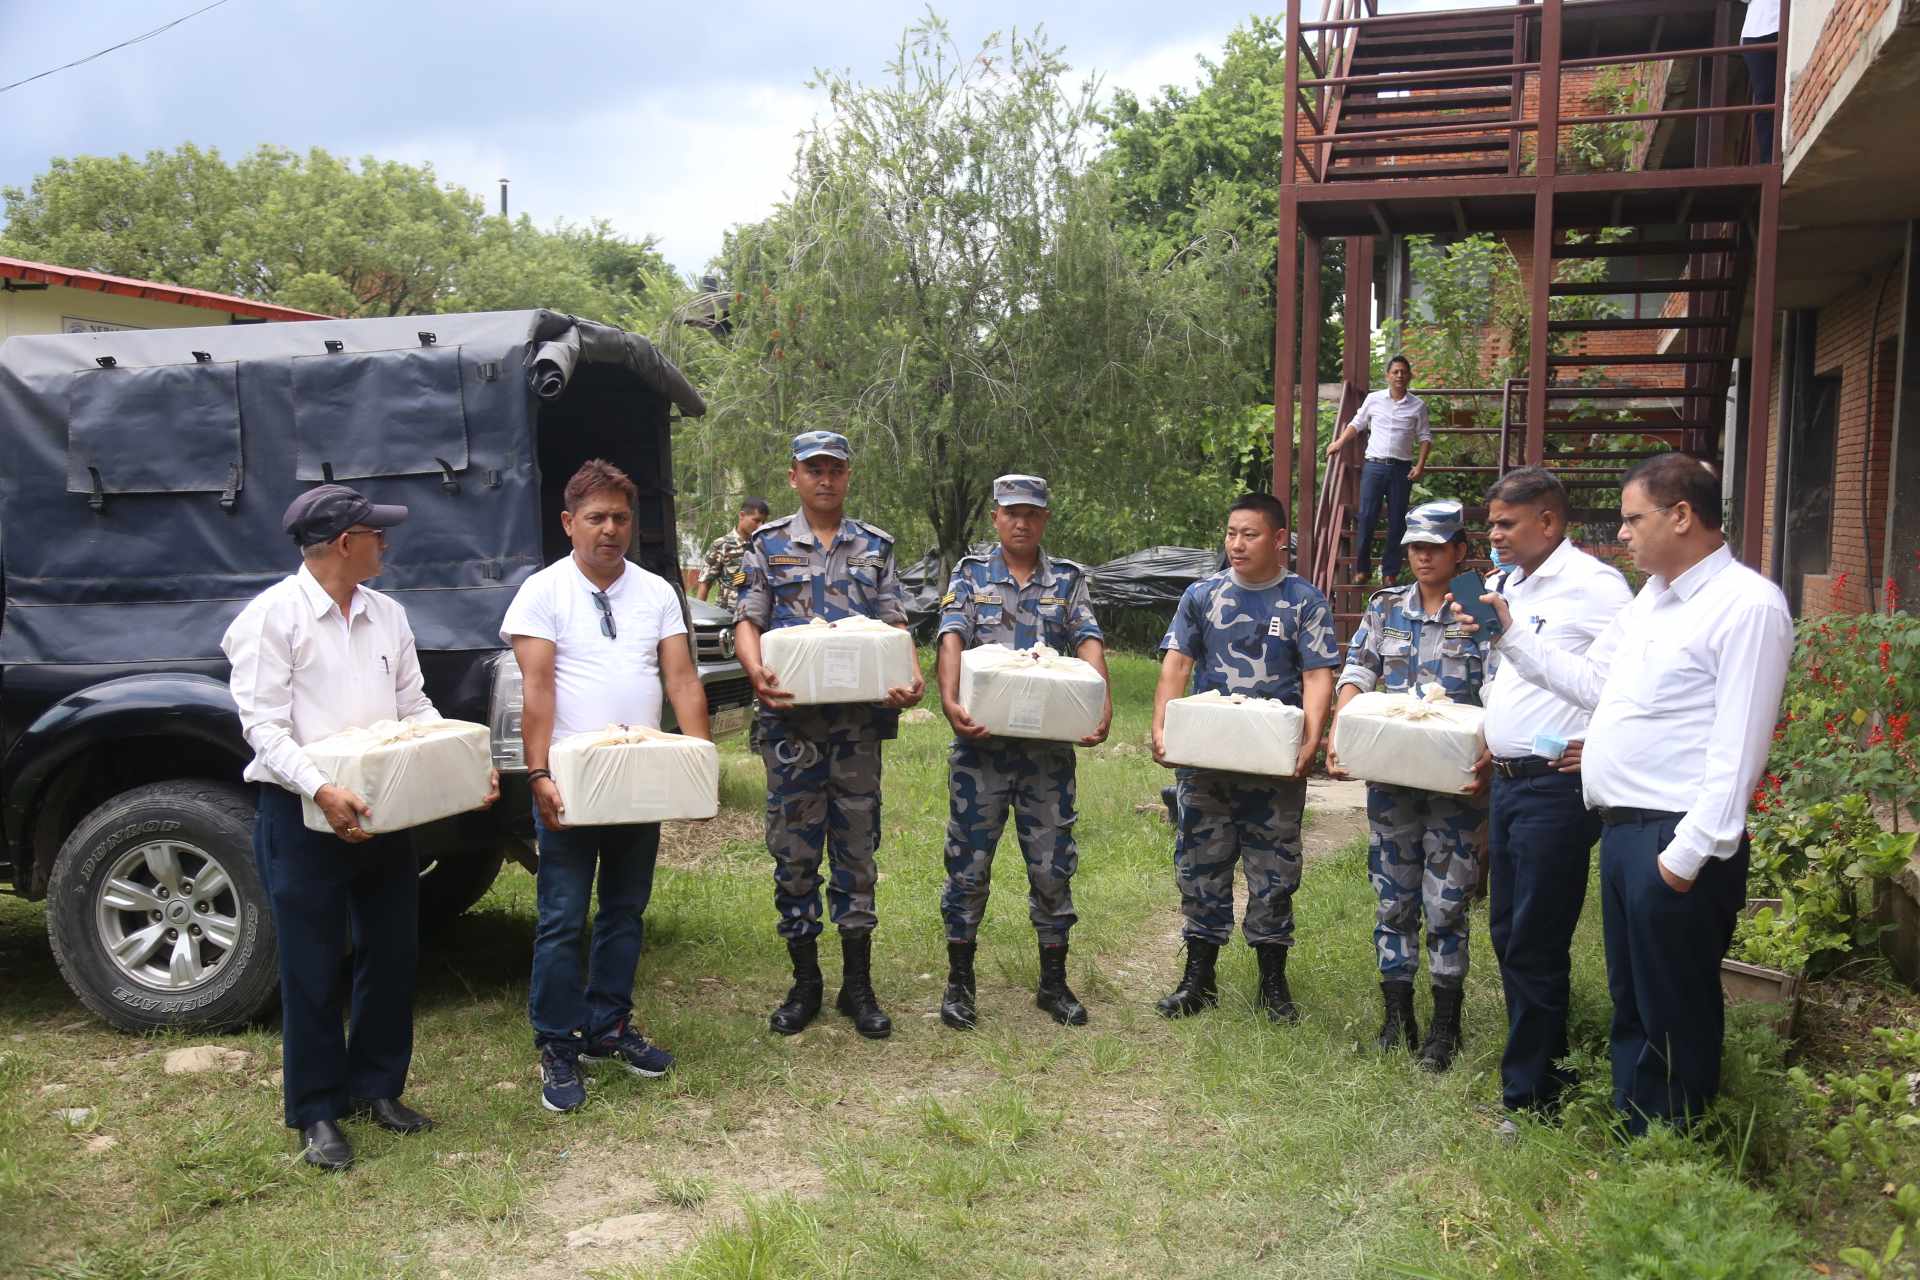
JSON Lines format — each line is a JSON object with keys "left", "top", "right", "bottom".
{"left": 1333, "top": 686, "right": 1484, "bottom": 793}
{"left": 958, "top": 643, "right": 1104, "bottom": 741}
{"left": 1160, "top": 689, "right": 1305, "bottom": 777}
{"left": 548, "top": 724, "right": 719, "bottom": 826}
{"left": 761, "top": 615, "right": 917, "bottom": 704}
{"left": 300, "top": 718, "right": 493, "bottom": 834}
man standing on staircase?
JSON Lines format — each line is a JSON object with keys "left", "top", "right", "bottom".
{"left": 1328, "top": 500, "right": 1491, "bottom": 1073}
{"left": 934, "top": 474, "right": 1111, "bottom": 1032}
{"left": 1151, "top": 493, "right": 1339, "bottom": 1024}
{"left": 1325, "top": 354, "right": 1432, "bottom": 585}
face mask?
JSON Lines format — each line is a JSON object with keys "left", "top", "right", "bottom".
{"left": 1489, "top": 545, "right": 1505, "bottom": 569}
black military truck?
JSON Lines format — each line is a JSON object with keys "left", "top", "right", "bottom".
{"left": 0, "top": 310, "right": 752, "bottom": 1031}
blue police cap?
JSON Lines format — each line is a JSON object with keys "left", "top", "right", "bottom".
{"left": 283, "top": 483, "right": 408, "bottom": 547}
{"left": 790, "top": 431, "right": 851, "bottom": 462}
{"left": 1400, "top": 500, "right": 1466, "bottom": 546}
{"left": 992, "top": 474, "right": 1050, "bottom": 509}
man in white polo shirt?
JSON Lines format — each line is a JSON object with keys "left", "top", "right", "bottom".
{"left": 502, "top": 459, "right": 711, "bottom": 1114}
{"left": 1324, "top": 354, "right": 1432, "bottom": 584}
{"left": 1461, "top": 453, "right": 1792, "bottom": 1134}
{"left": 1475, "top": 467, "right": 1632, "bottom": 1136}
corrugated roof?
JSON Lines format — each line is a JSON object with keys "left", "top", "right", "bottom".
{"left": 0, "top": 255, "right": 331, "bottom": 323}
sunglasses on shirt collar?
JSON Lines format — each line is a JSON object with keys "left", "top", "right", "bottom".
{"left": 592, "top": 590, "right": 616, "bottom": 640}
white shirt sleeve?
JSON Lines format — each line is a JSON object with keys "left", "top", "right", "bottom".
{"left": 1495, "top": 601, "right": 1626, "bottom": 713}
{"left": 222, "top": 601, "right": 330, "bottom": 799}
{"left": 660, "top": 586, "right": 689, "bottom": 640}
{"left": 1659, "top": 598, "right": 1795, "bottom": 881}
{"left": 392, "top": 615, "right": 439, "bottom": 724}
{"left": 1349, "top": 393, "right": 1374, "bottom": 433}
{"left": 500, "top": 576, "right": 557, "bottom": 643}
{"left": 1414, "top": 398, "right": 1432, "bottom": 444}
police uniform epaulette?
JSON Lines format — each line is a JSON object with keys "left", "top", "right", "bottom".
{"left": 750, "top": 514, "right": 798, "bottom": 542}
{"left": 1049, "top": 556, "right": 1087, "bottom": 575}
{"left": 851, "top": 519, "right": 894, "bottom": 543}
{"left": 1367, "top": 585, "right": 1406, "bottom": 606}
{"left": 956, "top": 552, "right": 989, "bottom": 568}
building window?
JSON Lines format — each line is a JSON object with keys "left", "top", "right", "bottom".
{"left": 1784, "top": 372, "right": 1839, "bottom": 613}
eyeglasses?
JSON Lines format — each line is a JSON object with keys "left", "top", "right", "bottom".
{"left": 592, "top": 590, "right": 617, "bottom": 640}
{"left": 341, "top": 528, "right": 388, "bottom": 547}
{"left": 1618, "top": 504, "right": 1674, "bottom": 530}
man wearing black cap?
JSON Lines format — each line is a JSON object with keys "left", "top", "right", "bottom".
{"left": 222, "top": 484, "right": 498, "bottom": 1171}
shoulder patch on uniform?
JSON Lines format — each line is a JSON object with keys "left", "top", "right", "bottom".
{"left": 731, "top": 571, "right": 747, "bottom": 585}
{"left": 940, "top": 590, "right": 957, "bottom": 607}
{"left": 852, "top": 519, "right": 894, "bottom": 543}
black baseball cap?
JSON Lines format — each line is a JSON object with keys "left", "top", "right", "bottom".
{"left": 282, "top": 484, "right": 409, "bottom": 546}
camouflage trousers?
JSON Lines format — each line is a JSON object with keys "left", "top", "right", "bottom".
{"left": 1173, "top": 769, "right": 1309, "bottom": 947}
{"left": 941, "top": 739, "right": 1079, "bottom": 945}
{"left": 1365, "top": 782, "right": 1488, "bottom": 988}
{"left": 760, "top": 734, "right": 884, "bottom": 941}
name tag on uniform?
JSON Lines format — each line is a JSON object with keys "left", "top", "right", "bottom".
{"left": 1382, "top": 626, "right": 1413, "bottom": 643}
{"left": 768, "top": 554, "right": 810, "bottom": 567}
{"left": 1039, "top": 596, "right": 1066, "bottom": 607}
{"left": 974, "top": 592, "right": 1003, "bottom": 605}
{"left": 1443, "top": 624, "right": 1473, "bottom": 640}
{"left": 1267, "top": 617, "right": 1286, "bottom": 637}
{"left": 848, "top": 554, "right": 886, "bottom": 569}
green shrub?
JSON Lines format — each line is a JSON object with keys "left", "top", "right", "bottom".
{"left": 1580, "top": 1159, "right": 1803, "bottom": 1279}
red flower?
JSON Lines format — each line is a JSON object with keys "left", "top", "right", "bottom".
{"left": 1890, "top": 714, "right": 1910, "bottom": 744}
{"left": 1833, "top": 572, "right": 1851, "bottom": 604}
{"left": 1869, "top": 725, "right": 1887, "bottom": 747}
{"left": 1881, "top": 642, "right": 1893, "bottom": 672}
{"left": 1821, "top": 622, "right": 1834, "bottom": 639}
{"left": 1889, "top": 579, "right": 1904, "bottom": 611}
{"left": 1847, "top": 624, "right": 1860, "bottom": 642}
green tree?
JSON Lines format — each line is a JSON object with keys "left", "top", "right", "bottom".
{"left": 671, "top": 14, "right": 1265, "bottom": 570}
{"left": 1, "top": 144, "right": 669, "bottom": 322}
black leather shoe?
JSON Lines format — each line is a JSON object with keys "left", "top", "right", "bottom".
{"left": 300, "top": 1119, "right": 354, "bottom": 1171}
{"left": 351, "top": 1097, "right": 434, "bottom": 1134}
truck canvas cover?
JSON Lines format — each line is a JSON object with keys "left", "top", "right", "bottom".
{"left": 0, "top": 310, "right": 703, "bottom": 667}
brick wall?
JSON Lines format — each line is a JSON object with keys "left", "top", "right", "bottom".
{"left": 1475, "top": 229, "right": 1674, "bottom": 387}
{"left": 1758, "top": 266, "right": 1901, "bottom": 612}
{"left": 1788, "top": 0, "right": 1897, "bottom": 150}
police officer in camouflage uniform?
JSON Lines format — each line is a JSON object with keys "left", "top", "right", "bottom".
{"left": 698, "top": 497, "right": 771, "bottom": 610}
{"left": 1151, "top": 493, "right": 1339, "bottom": 1023}
{"left": 734, "top": 432, "right": 925, "bottom": 1040}
{"left": 935, "top": 474, "right": 1111, "bottom": 1031}
{"left": 1330, "top": 500, "right": 1492, "bottom": 1072}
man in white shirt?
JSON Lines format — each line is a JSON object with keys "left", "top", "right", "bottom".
{"left": 1464, "top": 453, "right": 1793, "bottom": 1133}
{"left": 1324, "top": 355, "right": 1433, "bottom": 584}
{"left": 224, "top": 483, "right": 498, "bottom": 1171}
{"left": 1475, "top": 468, "right": 1632, "bottom": 1133}
{"left": 502, "top": 459, "right": 711, "bottom": 1114}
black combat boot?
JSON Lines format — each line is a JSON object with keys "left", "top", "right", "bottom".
{"left": 768, "top": 937, "right": 823, "bottom": 1036}
{"left": 940, "top": 941, "right": 978, "bottom": 1030}
{"left": 1417, "top": 985, "right": 1464, "bottom": 1073}
{"left": 1035, "top": 942, "right": 1088, "bottom": 1026}
{"left": 1155, "top": 939, "right": 1219, "bottom": 1019}
{"left": 1254, "top": 943, "right": 1298, "bottom": 1024}
{"left": 834, "top": 931, "right": 893, "bottom": 1039}
{"left": 1375, "top": 979, "right": 1419, "bottom": 1053}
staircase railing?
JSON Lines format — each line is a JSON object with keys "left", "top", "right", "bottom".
{"left": 1309, "top": 380, "right": 1369, "bottom": 595}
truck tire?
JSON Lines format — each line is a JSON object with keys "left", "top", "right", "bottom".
{"left": 416, "top": 848, "right": 507, "bottom": 933}
{"left": 46, "top": 781, "right": 279, "bottom": 1033}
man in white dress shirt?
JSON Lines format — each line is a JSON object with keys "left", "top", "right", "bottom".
{"left": 1476, "top": 468, "right": 1633, "bottom": 1133}
{"left": 224, "top": 484, "right": 498, "bottom": 1171}
{"left": 1324, "top": 354, "right": 1432, "bottom": 584}
{"left": 1463, "top": 454, "right": 1793, "bottom": 1133}
{"left": 503, "top": 459, "right": 711, "bottom": 1114}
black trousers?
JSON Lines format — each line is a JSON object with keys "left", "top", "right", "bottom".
{"left": 1488, "top": 769, "right": 1599, "bottom": 1113}
{"left": 1598, "top": 813, "right": 1748, "bottom": 1134}
{"left": 253, "top": 785, "right": 419, "bottom": 1129}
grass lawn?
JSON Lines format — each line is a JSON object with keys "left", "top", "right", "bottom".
{"left": 1, "top": 654, "right": 1915, "bottom": 1278}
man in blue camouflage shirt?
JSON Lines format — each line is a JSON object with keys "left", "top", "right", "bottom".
{"left": 1152, "top": 492, "right": 1339, "bottom": 1022}
{"left": 1330, "top": 499, "right": 1492, "bottom": 1072}
{"left": 734, "top": 431, "right": 925, "bottom": 1040}
{"left": 935, "top": 474, "right": 1111, "bottom": 1031}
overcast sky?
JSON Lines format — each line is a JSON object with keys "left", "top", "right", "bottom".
{"left": 0, "top": 0, "right": 1459, "bottom": 277}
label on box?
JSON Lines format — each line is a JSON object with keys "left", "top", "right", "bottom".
{"left": 1008, "top": 695, "right": 1046, "bottom": 733}
{"left": 822, "top": 644, "right": 861, "bottom": 690}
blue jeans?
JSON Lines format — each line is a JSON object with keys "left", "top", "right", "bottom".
{"left": 1355, "top": 457, "right": 1413, "bottom": 580}
{"left": 529, "top": 812, "right": 661, "bottom": 1052}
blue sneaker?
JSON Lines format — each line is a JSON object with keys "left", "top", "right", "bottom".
{"left": 539, "top": 1046, "right": 586, "bottom": 1113}
{"left": 579, "top": 1019, "right": 675, "bottom": 1078}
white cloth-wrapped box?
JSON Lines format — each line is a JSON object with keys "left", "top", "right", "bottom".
{"left": 1161, "top": 691, "right": 1305, "bottom": 776}
{"left": 760, "top": 616, "right": 917, "bottom": 705}
{"left": 1333, "top": 688, "right": 1484, "bottom": 793}
{"left": 548, "top": 724, "right": 719, "bottom": 826}
{"left": 958, "top": 644, "right": 1105, "bottom": 742}
{"left": 300, "top": 719, "right": 493, "bottom": 834}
